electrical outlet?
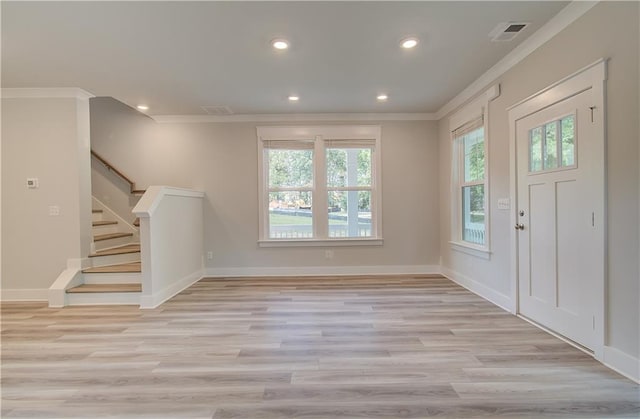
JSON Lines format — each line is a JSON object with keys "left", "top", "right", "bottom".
{"left": 49, "top": 205, "right": 60, "bottom": 216}
{"left": 207, "top": 251, "right": 214, "bottom": 260}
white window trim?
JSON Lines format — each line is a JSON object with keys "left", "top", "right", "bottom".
{"left": 257, "top": 125, "right": 382, "bottom": 245}
{"left": 450, "top": 85, "right": 499, "bottom": 256}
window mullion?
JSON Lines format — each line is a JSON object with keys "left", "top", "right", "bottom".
{"left": 314, "top": 136, "right": 328, "bottom": 239}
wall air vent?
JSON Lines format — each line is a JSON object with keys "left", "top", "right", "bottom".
{"left": 202, "top": 105, "right": 234, "bottom": 115}
{"left": 489, "top": 22, "right": 529, "bottom": 42}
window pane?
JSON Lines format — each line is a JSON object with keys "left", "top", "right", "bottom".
{"left": 327, "top": 148, "right": 372, "bottom": 187}
{"left": 529, "top": 126, "right": 543, "bottom": 172}
{"left": 462, "top": 185, "right": 485, "bottom": 245}
{"left": 561, "top": 116, "right": 575, "bottom": 167}
{"left": 328, "top": 190, "right": 371, "bottom": 237}
{"left": 463, "top": 128, "right": 485, "bottom": 182}
{"left": 268, "top": 149, "right": 313, "bottom": 188}
{"left": 268, "top": 191, "right": 312, "bottom": 239}
{"left": 543, "top": 121, "right": 558, "bottom": 170}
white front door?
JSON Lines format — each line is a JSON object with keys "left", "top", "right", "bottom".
{"left": 515, "top": 88, "right": 601, "bottom": 350}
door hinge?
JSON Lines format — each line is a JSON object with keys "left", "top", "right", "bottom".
{"left": 589, "top": 106, "right": 596, "bottom": 123}
{"left": 593, "top": 316, "right": 596, "bottom": 330}
{"left": 592, "top": 212, "right": 595, "bottom": 227}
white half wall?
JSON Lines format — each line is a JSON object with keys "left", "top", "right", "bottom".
{"left": 134, "top": 186, "right": 205, "bottom": 308}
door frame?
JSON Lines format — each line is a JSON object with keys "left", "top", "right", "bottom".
{"left": 507, "top": 59, "right": 607, "bottom": 359}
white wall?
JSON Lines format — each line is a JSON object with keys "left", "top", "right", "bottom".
{"left": 89, "top": 100, "right": 441, "bottom": 274}
{"left": 439, "top": 2, "right": 639, "bottom": 369}
{"left": 1, "top": 91, "right": 92, "bottom": 299}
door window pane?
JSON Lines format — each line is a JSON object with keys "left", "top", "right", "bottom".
{"left": 462, "top": 185, "right": 485, "bottom": 245}
{"left": 268, "top": 191, "right": 312, "bottom": 239}
{"left": 328, "top": 190, "right": 371, "bottom": 237}
{"left": 561, "top": 116, "right": 575, "bottom": 167}
{"left": 529, "top": 126, "right": 543, "bottom": 172}
{"left": 544, "top": 121, "right": 558, "bottom": 170}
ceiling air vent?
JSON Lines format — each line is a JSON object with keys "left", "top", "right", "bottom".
{"left": 489, "top": 22, "right": 529, "bottom": 42}
{"left": 202, "top": 105, "right": 234, "bottom": 115}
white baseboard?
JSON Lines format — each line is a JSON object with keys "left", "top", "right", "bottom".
{"left": 140, "top": 269, "right": 203, "bottom": 309}
{"left": 603, "top": 346, "right": 640, "bottom": 383}
{"left": 1, "top": 288, "right": 49, "bottom": 302}
{"left": 440, "top": 266, "right": 513, "bottom": 312}
{"left": 204, "top": 264, "right": 440, "bottom": 278}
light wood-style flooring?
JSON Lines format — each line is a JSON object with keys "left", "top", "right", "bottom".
{"left": 2, "top": 276, "right": 638, "bottom": 418}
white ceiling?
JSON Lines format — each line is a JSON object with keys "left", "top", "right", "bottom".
{"left": 2, "top": 1, "right": 569, "bottom": 116}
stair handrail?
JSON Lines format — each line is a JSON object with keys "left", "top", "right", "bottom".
{"left": 91, "top": 150, "right": 145, "bottom": 194}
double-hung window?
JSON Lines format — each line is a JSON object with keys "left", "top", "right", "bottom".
{"left": 454, "top": 120, "right": 486, "bottom": 246}
{"left": 257, "top": 126, "right": 382, "bottom": 246}
{"left": 450, "top": 85, "right": 498, "bottom": 256}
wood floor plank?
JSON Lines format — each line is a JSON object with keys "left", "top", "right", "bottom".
{"left": 2, "top": 276, "right": 638, "bottom": 418}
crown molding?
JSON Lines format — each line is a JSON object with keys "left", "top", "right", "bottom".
{"left": 151, "top": 112, "right": 437, "bottom": 124}
{"left": 1, "top": 87, "right": 95, "bottom": 100}
{"left": 435, "top": 0, "right": 599, "bottom": 120}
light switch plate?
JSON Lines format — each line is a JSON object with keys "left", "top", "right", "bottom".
{"left": 49, "top": 205, "right": 60, "bottom": 216}
{"left": 497, "top": 198, "right": 511, "bottom": 210}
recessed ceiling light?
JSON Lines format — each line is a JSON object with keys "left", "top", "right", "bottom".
{"left": 272, "top": 39, "right": 289, "bottom": 50}
{"left": 136, "top": 104, "right": 149, "bottom": 111}
{"left": 400, "top": 37, "right": 419, "bottom": 49}
{"left": 288, "top": 95, "right": 299, "bottom": 102}
{"left": 377, "top": 94, "right": 388, "bottom": 102}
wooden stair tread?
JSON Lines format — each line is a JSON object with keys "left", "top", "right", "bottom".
{"left": 131, "top": 189, "right": 146, "bottom": 195}
{"left": 92, "top": 220, "right": 117, "bottom": 227}
{"left": 83, "top": 262, "right": 141, "bottom": 273}
{"left": 89, "top": 244, "right": 140, "bottom": 258}
{"left": 67, "top": 283, "right": 141, "bottom": 293}
{"left": 92, "top": 209, "right": 103, "bottom": 213}
{"left": 133, "top": 218, "right": 140, "bottom": 227}
{"left": 94, "top": 232, "right": 133, "bottom": 242}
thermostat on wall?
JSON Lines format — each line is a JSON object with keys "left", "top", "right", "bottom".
{"left": 27, "top": 178, "right": 39, "bottom": 189}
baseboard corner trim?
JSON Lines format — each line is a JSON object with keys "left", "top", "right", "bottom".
{"left": 139, "top": 269, "right": 204, "bottom": 309}
{"left": 440, "top": 266, "right": 513, "bottom": 312}
{"left": 603, "top": 346, "right": 640, "bottom": 383}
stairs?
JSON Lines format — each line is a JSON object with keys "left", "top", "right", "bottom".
{"left": 65, "top": 207, "right": 142, "bottom": 305}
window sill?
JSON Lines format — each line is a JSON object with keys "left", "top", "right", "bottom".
{"left": 449, "top": 241, "right": 491, "bottom": 260}
{"left": 258, "top": 238, "right": 384, "bottom": 248}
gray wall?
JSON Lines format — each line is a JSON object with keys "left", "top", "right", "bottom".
{"left": 1, "top": 95, "right": 92, "bottom": 295}
{"left": 90, "top": 98, "right": 441, "bottom": 272}
{"left": 439, "top": 1, "right": 639, "bottom": 361}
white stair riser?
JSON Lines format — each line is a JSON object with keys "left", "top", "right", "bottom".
{"left": 83, "top": 272, "right": 142, "bottom": 285}
{"left": 67, "top": 292, "right": 141, "bottom": 306}
{"left": 92, "top": 224, "right": 119, "bottom": 235}
{"left": 93, "top": 235, "right": 136, "bottom": 251}
{"left": 89, "top": 252, "right": 141, "bottom": 267}
{"left": 91, "top": 212, "right": 104, "bottom": 222}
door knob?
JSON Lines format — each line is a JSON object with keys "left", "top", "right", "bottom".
{"left": 514, "top": 223, "right": 525, "bottom": 230}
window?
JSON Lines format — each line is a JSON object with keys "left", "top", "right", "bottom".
{"left": 257, "top": 126, "right": 382, "bottom": 245}
{"left": 449, "top": 85, "right": 498, "bottom": 256}
{"left": 454, "top": 121, "right": 486, "bottom": 246}
{"left": 529, "top": 114, "right": 576, "bottom": 173}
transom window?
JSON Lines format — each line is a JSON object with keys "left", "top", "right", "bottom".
{"left": 529, "top": 114, "right": 576, "bottom": 173}
{"left": 257, "top": 126, "right": 382, "bottom": 245}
